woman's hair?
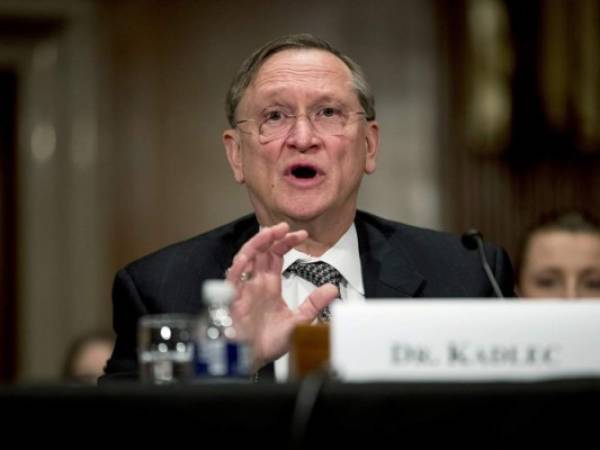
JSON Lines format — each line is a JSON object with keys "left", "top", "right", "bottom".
{"left": 516, "top": 209, "right": 600, "bottom": 282}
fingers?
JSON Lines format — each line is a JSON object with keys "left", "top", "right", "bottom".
{"left": 228, "top": 223, "right": 308, "bottom": 282}
{"left": 271, "top": 230, "right": 308, "bottom": 256}
{"left": 238, "top": 222, "right": 289, "bottom": 258}
{"left": 266, "top": 229, "right": 308, "bottom": 273}
{"left": 227, "top": 252, "right": 250, "bottom": 286}
{"left": 296, "top": 283, "right": 339, "bottom": 323}
{"left": 254, "top": 249, "right": 269, "bottom": 277}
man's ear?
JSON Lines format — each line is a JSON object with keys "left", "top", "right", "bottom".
{"left": 364, "top": 121, "right": 379, "bottom": 174}
{"left": 223, "top": 129, "right": 245, "bottom": 184}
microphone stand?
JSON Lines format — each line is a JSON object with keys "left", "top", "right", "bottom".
{"left": 462, "top": 229, "right": 504, "bottom": 299}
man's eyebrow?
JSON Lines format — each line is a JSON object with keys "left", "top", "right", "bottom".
{"left": 311, "top": 95, "right": 346, "bottom": 105}
{"left": 257, "top": 94, "right": 348, "bottom": 107}
{"left": 255, "top": 101, "right": 291, "bottom": 112}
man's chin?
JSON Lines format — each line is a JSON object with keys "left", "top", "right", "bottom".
{"left": 277, "top": 204, "right": 329, "bottom": 225}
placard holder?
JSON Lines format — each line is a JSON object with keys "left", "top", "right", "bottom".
{"left": 331, "top": 300, "right": 600, "bottom": 382}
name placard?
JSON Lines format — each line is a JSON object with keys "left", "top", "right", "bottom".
{"left": 330, "top": 300, "right": 600, "bottom": 381}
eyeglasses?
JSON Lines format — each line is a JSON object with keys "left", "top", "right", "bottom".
{"left": 235, "top": 107, "right": 367, "bottom": 143}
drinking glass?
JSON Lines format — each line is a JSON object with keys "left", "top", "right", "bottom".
{"left": 138, "top": 314, "right": 196, "bottom": 384}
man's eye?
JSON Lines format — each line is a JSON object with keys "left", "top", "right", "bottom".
{"left": 318, "top": 107, "right": 341, "bottom": 119}
{"left": 265, "top": 111, "right": 284, "bottom": 122}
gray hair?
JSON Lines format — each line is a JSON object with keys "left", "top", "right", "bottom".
{"left": 225, "top": 33, "right": 376, "bottom": 127}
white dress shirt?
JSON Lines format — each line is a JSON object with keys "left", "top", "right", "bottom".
{"left": 275, "top": 223, "right": 366, "bottom": 381}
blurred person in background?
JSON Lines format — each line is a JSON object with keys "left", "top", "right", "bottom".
{"left": 64, "top": 332, "right": 115, "bottom": 385}
{"left": 517, "top": 210, "right": 600, "bottom": 299}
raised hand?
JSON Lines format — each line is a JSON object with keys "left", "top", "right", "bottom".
{"left": 226, "top": 222, "right": 338, "bottom": 371}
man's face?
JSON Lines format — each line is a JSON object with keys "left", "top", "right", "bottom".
{"left": 223, "top": 49, "right": 379, "bottom": 227}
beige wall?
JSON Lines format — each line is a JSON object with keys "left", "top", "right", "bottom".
{"left": 3, "top": 0, "right": 442, "bottom": 381}
{"left": 1, "top": 0, "right": 107, "bottom": 381}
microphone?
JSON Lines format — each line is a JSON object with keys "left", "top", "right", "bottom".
{"left": 461, "top": 229, "right": 504, "bottom": 298}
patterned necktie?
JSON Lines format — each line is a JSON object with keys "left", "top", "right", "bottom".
{"left": 284, "top": 260, "right": 346, "bottom": 322}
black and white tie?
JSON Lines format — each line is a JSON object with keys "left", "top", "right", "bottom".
{"left": 284, "top": 260, "right": 346, "bottom": 322}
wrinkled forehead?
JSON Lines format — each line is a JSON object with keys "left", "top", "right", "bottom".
{"left": 242, "top": 49, "right": 357, "bottom": 108}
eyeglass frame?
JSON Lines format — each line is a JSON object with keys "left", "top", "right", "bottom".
{"left": 234, "top": 107, "right": 370, "bottom": 143}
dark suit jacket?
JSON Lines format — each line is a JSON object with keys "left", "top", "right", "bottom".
{"left": 103, "top": 210, "right": 515, "bottom": 381}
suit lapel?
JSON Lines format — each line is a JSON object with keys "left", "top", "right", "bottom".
{"left": 355, "top": 212, "right": 425, "bottom": 298}
{"left": 215, "top": 214, "right": 260, "bottom": 278}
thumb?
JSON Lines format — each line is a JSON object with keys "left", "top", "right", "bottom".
{"left": 295, "top": 283, "right": 339, "bottom": 323}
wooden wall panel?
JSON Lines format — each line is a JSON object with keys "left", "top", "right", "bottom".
{"left": 438, "top": 0, "right": 600, "bottom": 272}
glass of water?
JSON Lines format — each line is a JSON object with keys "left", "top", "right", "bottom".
{"left": 138, "top": 314, "right": 196, "bottom": 384}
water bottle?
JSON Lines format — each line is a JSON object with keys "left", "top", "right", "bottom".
{"left": 194, "top": 279, "right": 252, "bottom": 379}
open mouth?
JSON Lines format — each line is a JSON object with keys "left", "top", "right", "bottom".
{"left": 284, "top": 163, "right": 325, "bottom": 187}
{"left": 286, "top": 163, "right": 323, "bottom": 179}
{"left": 291, "top": 165, "right": 318, "bottom": 179}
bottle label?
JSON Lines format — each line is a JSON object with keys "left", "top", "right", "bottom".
{"left": 226, "top": 341, "right": 251, "bottom": 377}
{"left": 196, "top": 339, "right": 226, "bottom": 376}
{"left": 195, "top": 340, "right": 251, "bottom": 378}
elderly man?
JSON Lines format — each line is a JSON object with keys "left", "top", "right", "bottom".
{"left": 104, "top": 34, "right": 514, "bottom": 381}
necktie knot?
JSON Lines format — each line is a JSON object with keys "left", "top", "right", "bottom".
{"left": 284, "top": 260, "right": 346, "bottom": 288}
{"left": 284, "top": 260, "right": 346, "bottom": 322}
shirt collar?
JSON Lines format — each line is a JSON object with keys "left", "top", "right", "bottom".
{"left": 282, "top": 223, "right": 364, "bottom": 295}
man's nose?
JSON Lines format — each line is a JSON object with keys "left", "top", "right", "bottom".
{"left": 285, "top": 115, "right": 320, "bottom": 150}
